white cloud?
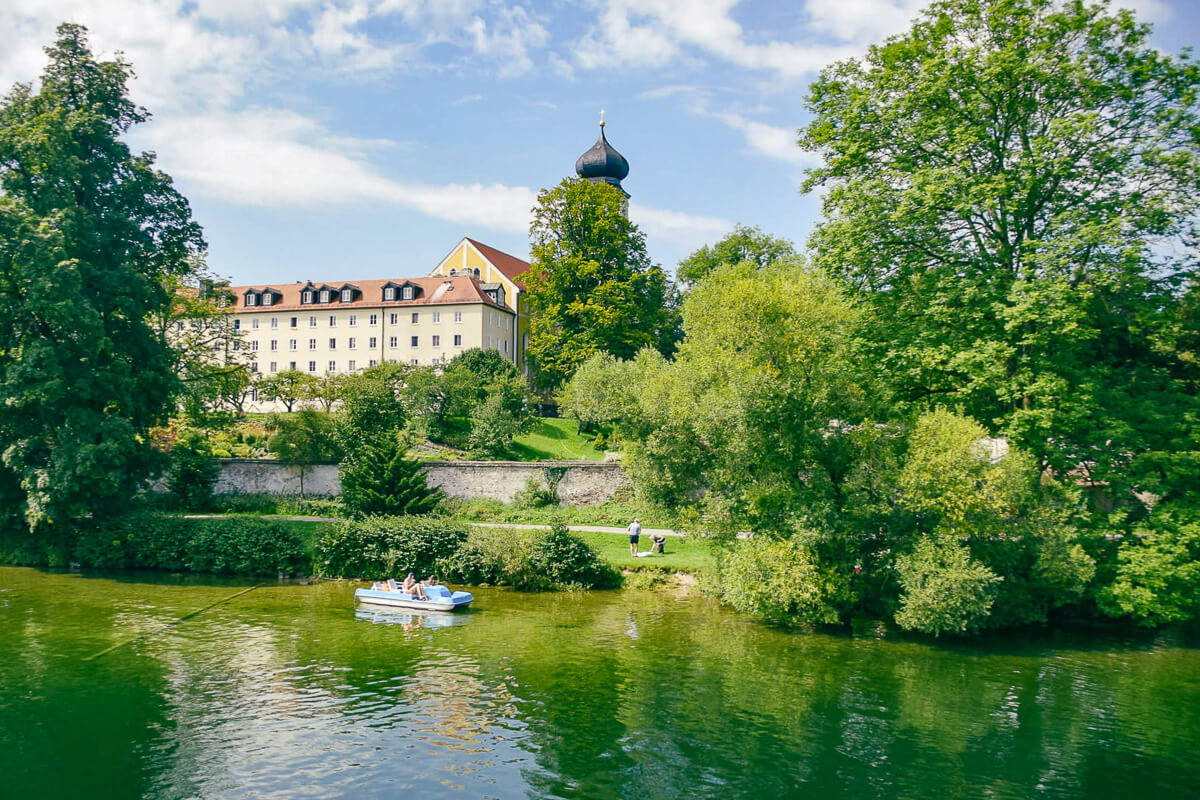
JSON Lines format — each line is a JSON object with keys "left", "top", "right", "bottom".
{"left": 1111, "top": 0, "right": 1173, "bottom": 23}
{"left": 802, "top": 0, "right": 928, "bottom": 43}
{"left": 571, "top": 0, "right": 861, "bottom": 79}
{"left": 707, "top": 110, "right": 816, "bottom": 167}
{"left": 450, "top": 93, "right": 486, "bottom": 105}
{"left": 139, "top": 109, "right": 538, "bottom": 233}
{"left": 630, "top": 203, "right": 731, "bottom": 244}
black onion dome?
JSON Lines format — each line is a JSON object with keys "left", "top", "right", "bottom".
{"left": 575, "top": 124, "right": 629, "bottom": 188}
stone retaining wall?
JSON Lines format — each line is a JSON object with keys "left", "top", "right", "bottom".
{"left": 210, "top": 459, "right": 630, "bottom": 506}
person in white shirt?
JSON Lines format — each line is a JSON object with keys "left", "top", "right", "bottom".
{"left": 628, "top": 518, "right": 642, "bottom": 555}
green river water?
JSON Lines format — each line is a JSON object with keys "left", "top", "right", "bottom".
{"left": 1, "top": 567, "right": 1198, "bottom": 799}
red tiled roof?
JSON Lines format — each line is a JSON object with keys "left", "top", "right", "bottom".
{"left": 226, "top": 276, "right": 511, "bottom": 313}
{"left": 465, "top": 238, "right": 530, "bottom": 289}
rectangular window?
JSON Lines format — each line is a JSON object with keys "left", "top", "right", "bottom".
{"left": 245, "top": 294, "right": 257, "bottom": 307}
{"left": 503, "top": 339, "right": 508, "bottom": 353}
{"left": 289, "top": 317, "right": 298, "bottom": 328}
{"left": 410, "top": 359, "right": 419, "bottom": 365}
{"left": 289, "top": 339, "right": 297, "bottom": 351}
{"left": 349, "top": 314, "right": 357, "bottom": 326}
{"left": 309, "top": 338, "right": 317, "bottom": 350}
{"left": 309, "top": 315, "right": 317, "bottom": 327}
{"left": 270, "top": 340, "right": 278, "bottom": 351}
{"left": 486, "top": 336, "right": 491, "bottom": 348}
{"left": 302, "top": 291, "right": 313, "bottom": 304}
{"left": 389, "top": 313, "right": 398, "bottom": 325}
{"left": 319, "top": 290, "right": 330, "bottom": 304}
{"left": 432, "top": 311, "right": 441, "bottom": 324}
{"left": 369, "top": 314, "right": 377, "bottom": 325}
{"left": 308, "top": 361, "right": 316, "bottom": 372}
{"left": 411, "top": 312, "right": 419, "bottom": 324}
{"left": 453, "top": 311, "right": 463, "bottom": 323}
{"left": 388, "top": 336, "right": 397, "bottom": 348}
{"left": 233, "top": 319, "right": 241, "bottom": 331}
{"left": 341, "top": 289, "right": 353, "bottom": 302}
{"left": 269, "top": 361, "right": 277, "bottom": 373}
{"left": 289, "top": 361, "right": 296, "bottom": 370}
{"left": 251, "top": 340, "right": 259, "bottom": 351}
{"left": 348, "top": 360, "right": 356, "bottom": 371}
{"left": 349, "top": 337, "right": 356, "bottom": 349}
{"left": 271, "top": 317, "right": 278, "bottom": 329}
{"left": 329, "top": 315, "right": 337, "bottom": 327}
{"left": 432, "top": 335, "right": 440, "bottom": 347}
{"left": 411, "top": 336, "right": 418, "bottom": 347}
{"left": 329, "top": 338, "right": 336, "bottom": 349}
{"left": 453, "top": 334, "right": 462, "bottom": 347}
{"left": 402, "top": 286, "right": 413, "bottom": 300}
{"left": 251, "top": 318, "right": 259, "bottom": 330}
{"left": 250, "top": 362, "right": 258, "bottom": 374}
{"left": 369, "top": 359, "right": 378, "bottom": 367}
{"left": 250, "top": 388, "right": 259, "bottom": 402}
{"left": 369, "top": 337, "right": 378, "bottom": 349}
{"left": 384, "top": 287, "right": 396, "bottom": 301}
{"left": 328, "top": 360, "right": 337, "bottom": 372}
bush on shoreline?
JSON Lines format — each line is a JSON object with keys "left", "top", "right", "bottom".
{"left": 73, "top": 514, "right": 310, "bottom": 576}
{"left": 315, "top": 516, "right": 468, "bottom": 580}
{"left": 436, "top": 524, "right": 619, "bottom": 590}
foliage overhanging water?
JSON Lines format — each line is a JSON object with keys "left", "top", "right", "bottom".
{"left": 1, "top": 567, "right": 1197, "bottom": 799}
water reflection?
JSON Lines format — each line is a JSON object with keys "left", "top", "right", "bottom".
{"left": 1, "top": 568, "right": 1198, "bottom": 800}
{"left": 355, "top": 607, "right": 474, "bottom": 630}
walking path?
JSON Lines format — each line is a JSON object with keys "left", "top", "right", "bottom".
{"left": 183, "top": 515, "right": 687, "bottom": 536}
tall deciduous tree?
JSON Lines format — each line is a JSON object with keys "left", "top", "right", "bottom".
{"left": 0, "top": 24, "right": 204, "bottom": 531}
{"left": 526, "top": 177, "right": 677, "bottom": 390}
{"left": 800, "top": 0, "right": 1200, "bottom": 487}
{"left": 676, "top": 224, "right": 796, "bottom": 288}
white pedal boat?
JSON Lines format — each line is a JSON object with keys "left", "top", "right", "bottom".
{"left": 355, "top": 581, "right": 473, "bottom": 612}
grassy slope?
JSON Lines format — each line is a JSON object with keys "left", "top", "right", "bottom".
{"left": 510, "top": 417, "right": 605, "bottom": 461}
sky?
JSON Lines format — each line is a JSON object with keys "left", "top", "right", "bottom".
{"left": 1, "top": 0, "right": 1195, "bottom": 285}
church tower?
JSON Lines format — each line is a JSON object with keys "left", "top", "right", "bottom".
{"left": 574, "top": 113, "right": 630, "bottom": 215}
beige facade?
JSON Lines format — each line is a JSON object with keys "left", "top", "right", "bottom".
{"left": 221, "top": 274, "right": 516, "bottom": 411}
{"left": 428, "top": 238, "right": 531, "bottom": 373}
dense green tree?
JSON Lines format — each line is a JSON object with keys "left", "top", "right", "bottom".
{"left": 676, "top": 224, "right": 796, "bottom": 288}
{"left": 304, "top": 372, "right": 348, "bottom": 413}
{"left": 625, "top": 258, "right": 862, "bottom": 536}
{"left": 0, "top": 24, "right": 204, "bottom": 531}
{"left": 336, "top": 362, "right": 408, "bottom": 452}
{"left": 526, "top": 177, "right": 677, "bottom": 390}
{"left": 555, "top": 348, "right": 667, "bottom": 435}
{"left": 164, "top": 429, "right": 219, "bottom": 511}
{"left": 255, "top": 369, "right": 316, "bottom": 413}
{"left": 467, "top": 373, "right": 534, "bottom": 457}
{"left": 800, "top": 0, "right": 1200, "bottom": 489}
{"left": 339, "top": 432, "right": 441, "bottom": 517}
{"left": 718, "top": 536, "right": 848, "bottom": 626}
{"left": 267, "top": 410, "right": 341, "bottom": 497}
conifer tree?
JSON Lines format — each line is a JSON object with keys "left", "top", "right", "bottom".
{"left": 339, "top": 435, "right": 441, "bottom": 517}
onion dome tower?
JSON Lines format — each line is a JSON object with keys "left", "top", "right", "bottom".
{"left": 575, "top": 111, "right": 630, "bottom": 212}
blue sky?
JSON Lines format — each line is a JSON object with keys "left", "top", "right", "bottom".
{"left": 2, "top": 0, "right": 1195, "bottom": 285}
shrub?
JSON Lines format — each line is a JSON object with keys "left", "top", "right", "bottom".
{"left": 1098, "top": 508, "right": 1200, "bottom": 627}
{"left": 315, "top": 515, "right": 468, "bottom": 579}
{"left": 719, "top": 535, "right": 847, "bottom": 626}
{"left": 528, "top": 524, "right": 620, "bottom": 589}
{"left": 894, "top": 535, "right": 1001, "bottom": 635}
{"left": 73, "top": 513, "right": 310, "bottom": 576}
{"left": 436, "top": 527, "right": 542, "bottom": 588}
{"left": 164, "top": 430, "right": 219, "bottom": 510}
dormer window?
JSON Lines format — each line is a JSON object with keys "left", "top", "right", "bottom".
{"left": 319, "top": 290, "right": 331, "bottom": 303}
{"left": 384, "top": 287, "right": 396, "bottom": 301}
{"left": 402, "top": 286, "right": 413, "bottom": 300}
{"left": 341, "top": 289, "right": 353, "bottom": 302}
{"left": 302, "top": 290, "right": 314, "bottom": 304}
{"left": 245, "top": 293, "right": 258, "bottom": 307}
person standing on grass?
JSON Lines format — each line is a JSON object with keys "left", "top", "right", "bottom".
{"left": 628, "top": 518, "right": 642, "bottom": 556}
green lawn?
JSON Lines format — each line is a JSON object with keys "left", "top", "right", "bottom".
{"left": 510, "top": 417, "right": 606, "bottom": 461}
{"left": 573, "top": 530, "right": 714, "bottom": 573}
